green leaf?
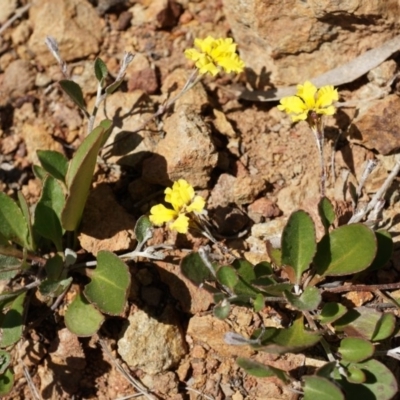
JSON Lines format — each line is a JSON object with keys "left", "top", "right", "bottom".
{"left": 367, "top": 230, "right": 393, "bottom": 271}
{"left": 339, "top": 338, "right": 374, "bottom": 363}
{"left": 0, "top": 193, "right": 29, "bottom": 248}
{"left": 253, "top": 293, "right": 264, "bottom": 312}
{"left": 0, "top": 368, "right": 14, "bottom": 396}
{"left": 0, "top": 351, "right": 10, "bottom": 374}
{"left": 94, "top": 57, "right": 108, "bottom": 83}
{"left": 303, "top": 376, "right": 344, "bottom": 400}
{"left": 334, "top": 307, "right": 395, "bottom": 341}
{"left": 281, "top": 211, "right": 316, "bottom": 284}
{"left": 262, "top": 282, "right": 293, "bottom": 296}
{"left": 134, "top": 215, "right": 153, "bottom": 244}
{"left": 254, "top": 261, "right": 274, "bottom": 277}
{"left": 32, "top": 164, "right": 47, "bottom": 181}
{"left": 237, "top": 357, "right": 290, "bottom": 383}
{"left": 105, "top": 79, "right": 123, "bottom": 95}
{"left": 314, "top": 224, "right": 376, "bottom": 276}
{"left": 284, "top": 286, "right": 321, "bottom": 311}
{"left": 59, "top": 79, "right": 87, "bottom": 111}
{"left": 34, "top": 176, "right": 65, "bottom": 251}
{"left": 44, "top": 253, "right": 65, "bottom": 281}
{"left": 216, "top": 266, "right": 238, "bottom": 289}
{"left": 255, "top": 315, "right": 321, "bottom": 354}
{"left": 65, "top": 292, "right": 104, "bottom": 336}
{"left": 318, "top": 302, "right": 347, "bottom": 324}
{"left": 371, "top": 312, "right": 396, "bottom": 342}
{"left": 84, "top": 250, "right": 130, "bottom": 315}
{"left": 0, "top": 254, "right": 21, "bottom": 280}
{"left": 318, "top": 196, "right": 335, "bottom": 231}
{"left": 337, "top": 359, "right": 398, "bottom": 400}
{"left": 61, "top": 120, "right": 112, "bottom": 231}
{"left": 0, "top": 292, "right": 26, "bottom": 348}
{"left": 266, "top": 241, "right": 282, "bottom": 267}
{"left": 40, "top": 277, "right": 72, "bottom": 298}
{"left": 17, "top": 192, "right": 34, "bottom": 251}
{"left": 37, "top": 150, "right": 68, "bottom": 183}
{"left": 345, "top": 364, "right": 366, "bottom": 384}
{"left": 232, "top": 259, "right": 256, "bottom": 282}
{"left": 181, "top": 252, "right": 214, "bottom": 284}
{"left": 214, "top": 301, "right": 230, "bottom": 320}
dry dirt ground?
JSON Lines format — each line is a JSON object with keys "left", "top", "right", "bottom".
{"left": 1, "top": 0, "right": 400, "bottom": 399}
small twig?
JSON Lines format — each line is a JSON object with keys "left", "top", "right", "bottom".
{"left": 45, "top": 36, "right": 69, "bottom": 79}
{"left": 185, "top": 386, "right": 215, "bottom": 400}
{"left": 356, "top": 159, "right": 378, "bottom": 199}
{"left": 348, "top": 156, "right": 400, "bottom": 224}
{"left": 0, "top": 3, "right": 31, "bottom": 36}
{"left": 323, "top": 282, "right": 400, "bottom": 293}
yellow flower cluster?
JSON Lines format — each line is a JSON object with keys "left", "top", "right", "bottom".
{"left": 184, "top": 36, "right": 245, "bottom": 76}
{"left": 149, "top": 179, "right": 205, "bottom": 234}
{"left": 278, "top": 81, "right": 339, "bottom": 122}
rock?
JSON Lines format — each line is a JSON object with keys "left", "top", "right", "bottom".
{"left": 98, "top": 90, "right": 160, "bottom": 168}
{"left": 187, "top": 315, "right": 254, "bottom": 358}
{"left": 28, "top": 0, "right": 103, "bottom": 67}
{"left": 0, "top": 59, "right": 35, "bottom": 100}
{"left": 222, "top": 0, "right": 400, "bottom": 85}
{"left": 211, "top": 206, "right": 249, "bottom": 235}
{"left": 145, "top": 0, "right": 182, "bottom": 29}
{"left": 141, "top": 105, "right": 218, "bottom": 187}
{"left": 161, "top": 68, "right": 209, "bottom": 114}
{"left": 79, "top": 184, "right": 136, "bottom": 255}
{"left": 0, "top": 0, "right": 17, "bottom": 24}
{"left": 247, "top": 197, "right": 282, "bottom": 223}
{"left": 156, "top": 256, "right": 213, "bottom": 314}
{"left": 127, "top": 53, "right": 159, "bottom": 94}
{"left": 117, "top": 307, "right": 186, "bottom": 375}
{"left": 350, "top": 95, "right": 400, "bottom": 155}
{"left": 11, "top": 20, "right": 32, "bottom": 46}
{"left": 208, "top": 161, "right": 266, "bottom": 207}
{"left": 38, "top": 328, "right": 86, "bottom": 396}
{"left": 20, "top": 122, "right": 65, "bottom": 164}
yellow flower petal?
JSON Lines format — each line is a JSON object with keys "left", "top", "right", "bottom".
{"left": 170, "top": 214, "right": 189, "bottom": 234}
{"left": 185, "top": 36, "right": 245, "bottom": 76}
{"left": 278, "top": 96, "right": 307, "bottom": 115}
{"left": 186, "top": 195, "right": 205, "bottom": 213}
{"left": 316, "top": 85, "right": 339, "bottom": 109}
{"left": 297, "top": 81, "right": 317, "bottom": 109}
{"left": 149, "top": 204, "right": 177, "bottom": 225}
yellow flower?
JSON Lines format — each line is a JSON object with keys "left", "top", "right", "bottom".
{"left": 184, "top": 36, "right": 245, "bottom": 76}
{"left": 149, "top": 179, "right": 205, "bottom": 234}
{"left": 278, "top": 81, "right": 339, "bottom": 122}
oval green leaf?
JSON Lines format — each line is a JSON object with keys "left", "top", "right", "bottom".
{"left": 284, "top": 286, "right": 321, "bottom": 311}
{"left": 134, "top": 215, "right": 153, "bottom": 244}
{"left": 337, "top": 359, "right": 398, "bottom": 400}
{"left": 303, "top": 376, "right": 344, "bottom": 400}
{"left": 84, "top": 250, "right": 130, "bottom": 315}
{"left": 367, "top": 230, "right": 393, "bottom": 271}
{"left": 62, "top": 120, "right": 112, "bottom": 231}
{"left": 34, "top": 176, "right": 65, "bottom": 251}
{"left": 0, "top": 193, "right": 28, "bottom": 248}
{"left": 181, "top": 252, "right": 214, "bottom": 284}
{"left": 0, "top": 368, "right": 14, "bottom": 396}
{"left": 59, "top": 79, "right": 86, "bottom": 111}
{"left": 94, "top": 57, "right": 108, "bottom": 83}
{"left": 0, "top": 292, "right": 26, "bottom": 348}
{"left": 318, "top": 302, "right": 347, "bottom": 324}
{"left": 339, "top": 337, "right": 374, "bottom": 363}
{"left": 318, "top": 196, "right": 335, "bottom": 231}
{"left": 65, "top": 292, "right": 104, "bottom": 336}
{"left": 281, "top": 210, "right": 316, "bottom": 284}
{"left": 237, "top": 357, "right": 290, "bottom": 383}
{"left": 216, "top": 266, "right": 238, "bottom": 289}
{"left": 346, "top": 364, "right": 366, "bottom": 384}
{"left": 314, "top": 224, "right": 376, "bottom": 276}
{"left": 371, "top": 312, "right": 396, "bottom": 342}
{"left": 37, "top": 150, "right": 68, "bottom": 183}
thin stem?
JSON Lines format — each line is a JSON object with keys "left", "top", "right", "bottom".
{"left": 323, "top": 282, "right": 400, "bottom": 293}
{"left": 0, "top": 4, "right": 31, "bottom": 36}
{"left": 310, "top": 122, "right": 325, "bottom": 197}
{"left": 348, "top": 156, "right": 400, "bottom": 223}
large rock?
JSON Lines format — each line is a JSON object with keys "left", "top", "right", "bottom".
{"left": 28, "top": 0, "right": 103, "bottom": 66}
{"left": 222, "top": 0, "right": 400, "bottom": 86}
{"left": 350, "top": 95, "right": 400, "bottom": 155}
